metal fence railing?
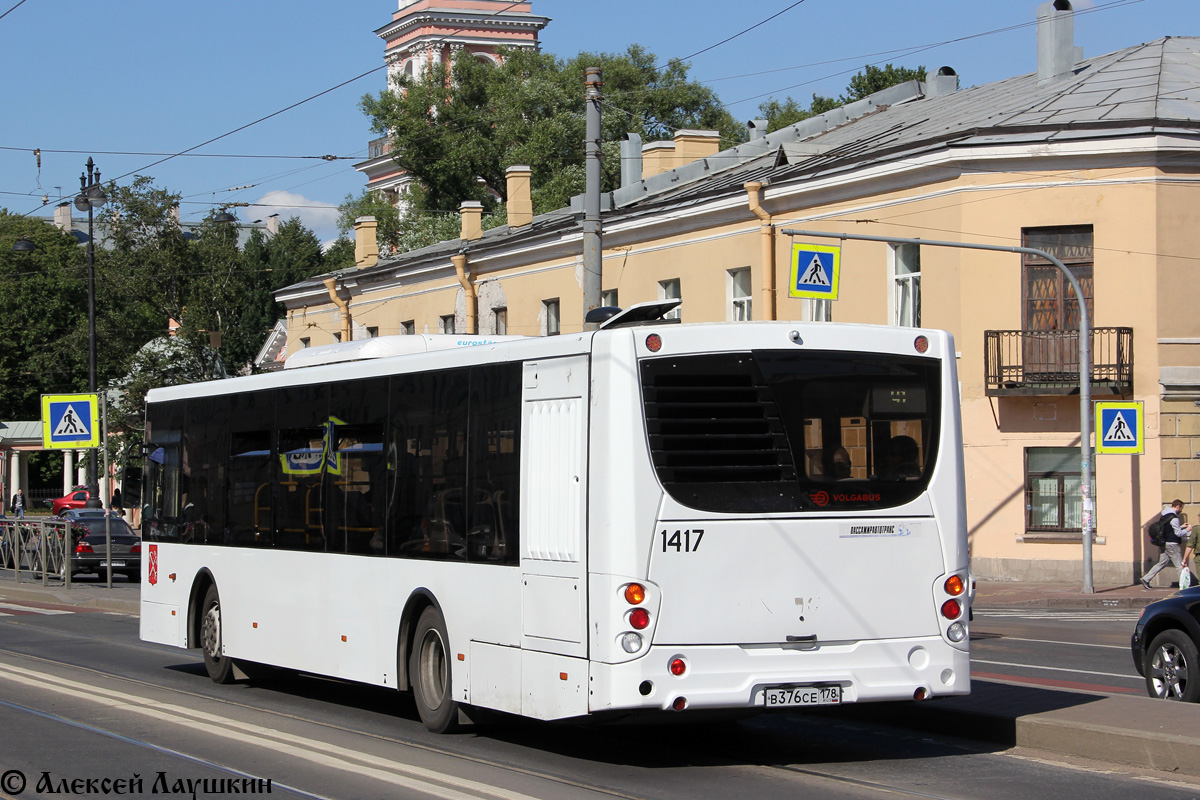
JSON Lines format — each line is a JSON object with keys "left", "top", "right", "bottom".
{"left": 984, "top": 326, "right": 1133, "bottom": 396}
{"left": 0, "top": 519, "right": 72, "bottom": 587}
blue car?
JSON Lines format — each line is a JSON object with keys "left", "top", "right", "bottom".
{"left": 1131, "top": 586, "right": 1200, "bottom": 701}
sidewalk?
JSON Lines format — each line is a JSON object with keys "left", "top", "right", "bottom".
{"left": 1, "top": 572, "right": 1197, "bottom": 779}
{"left": 974, "top": 578, "right": 1182, "bottom": 610}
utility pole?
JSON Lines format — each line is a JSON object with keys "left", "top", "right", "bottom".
{"left": 582, "top": 66, "right": 603, "bottom": 327}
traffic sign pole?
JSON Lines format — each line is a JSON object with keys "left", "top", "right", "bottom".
{"left": 782, "top": 228, "right": 1096, "bottom": 593}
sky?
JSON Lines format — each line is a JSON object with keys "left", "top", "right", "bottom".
{"left": 2, "top": 0, "right": 1197, "bottom": 246}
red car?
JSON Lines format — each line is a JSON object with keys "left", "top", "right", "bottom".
{"left": 51, "top": 487, "right": 93, "bottom": 516}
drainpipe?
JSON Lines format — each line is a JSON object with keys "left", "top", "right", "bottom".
{"left": 744, "top": 181, "right": 776, "bottom": 321}
{"left": 451, "top": 253, "right": 477, "bottom": 334}
{"left": 322, "top": 277, "right": 351, "bottom": 342}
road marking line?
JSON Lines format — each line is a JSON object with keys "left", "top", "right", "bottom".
{"left": 972, "top": 658, "right": 1137, "bottom": 680}
{"left": 0, "top": 660, "right": 541, "bottom": 800}
{"left": 977, "top": 635, "right": 1127, "bottom": 650}
{"left": 0, "top": 602, "right": 72, "bottom": 615}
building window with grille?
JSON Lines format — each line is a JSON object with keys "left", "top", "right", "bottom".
{"left": 892, "top": 244, "right": 921, "bottom": 327}
{"left": 299, "top": 337, "right": 310, "bottom": 350}
{"left": 366, "top": 327, "right": 379, "bottom": 339}
{"left": 1022, "top": 226, "right": 1093, "bottom": 332}
{"left": 401, "top": 320, "right": 415, "bottom": 335}
{"left": 659, "top": 278, "right": 681, "bottom": 320}
{"left": 728, "top": 268, "right": 752, "bottom": 321}
{"left": 602, "top": 289, "right": 619, "bottom": 308}
{"left": 493, "top": 307, "right": 507, "bottom": 335}
{"left": 439, "top": 314, "right": 455, "bottom": 334}
{"left": 543, "top": 299, "right": 560, "bottom": 336}
{"left": 1024, "top": 447, "right": 1096, "bottom": 540}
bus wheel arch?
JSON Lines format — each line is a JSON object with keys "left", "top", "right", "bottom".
{"left": 397, "top": 590, "right": 459, "bottom": 732}
{"left": 187, "top": 570, "right": 217, "bottom": 650}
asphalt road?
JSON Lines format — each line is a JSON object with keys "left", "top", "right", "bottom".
{"left": 1, "top": 598, "right": 1197, "bottom": 799}
{"left": 969, "top": 608, "right": 1146, "bottom": 696}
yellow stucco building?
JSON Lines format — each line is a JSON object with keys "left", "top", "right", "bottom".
{"left": 278, "top": 5, "right": 1200, "bottom": 585}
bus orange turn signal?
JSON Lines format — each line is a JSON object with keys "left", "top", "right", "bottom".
{"left": 944, "top": 575, "right": 965, "bottom": 596}
{"left": 624, "top": 583, "right": 646, "bottom": 604}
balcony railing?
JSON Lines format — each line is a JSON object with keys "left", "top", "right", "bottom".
{"left": 985, "top": 327, "right": 1133, "bottom": 396}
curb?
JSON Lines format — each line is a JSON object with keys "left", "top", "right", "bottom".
{"left": 831, "top": 681, "right": 1200, "bottom": 779}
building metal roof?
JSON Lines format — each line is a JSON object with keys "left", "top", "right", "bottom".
{"left": 279, "top": 37, "right": 1200, "bottom": 303}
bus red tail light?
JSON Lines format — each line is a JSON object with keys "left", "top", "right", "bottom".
{"left": 940, "top": 599, "right": 962, "bottom": 620}
{"left": 623, "top": 583, "right": 646, "bottom": 605}
{"left": 629, "top": 608, "right": 650, "bottom": 630}
{"left": 671, "top": 696, "right": 687, "bottom": 711}
{"left": 944, "top": 575, "right": 965, "bottom": 596}
{"left": 669, "top": 658, "right": 686, "bottom": 676}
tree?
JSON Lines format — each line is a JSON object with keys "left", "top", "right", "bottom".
{"left": 0, "top": 211, "right": 91, "bottom": 418}
{"left": 339, "top": 189, "right": 507, "bottom": 256}
{"left": 361, "top": 44, "right": 745, "bottom": 215}
{"left": 760, "top": 64, "right": 927, "bottom": 132}
{"left": 337, "top": 190, "right": 402, "bottom": 254}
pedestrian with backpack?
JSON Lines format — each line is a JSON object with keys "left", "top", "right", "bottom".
{"left": 1142, "top": 499, "right": 1191, "bottom": 589}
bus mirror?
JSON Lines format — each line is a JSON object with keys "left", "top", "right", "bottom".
{"left": 122, "top": 465, "right": 143, "bottom": 507}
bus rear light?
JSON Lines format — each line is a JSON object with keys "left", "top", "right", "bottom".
{"left": 671, "top": 697, "right": 687, "bottom": 711}
{"left": 944, "top": 575, "right": 965, "bottom": 596}
{"left": 623, "top": 583, "right": 646, "bottom": 605}
{"left": 629, "top": 608, "right": 650, "bottom": 630}
{"left": 913, "top": 687, "right": 928, "bottom": 701}
{"left": 620, "top": 633, "right": 643, "bottom": 653}
{"left": 947, "top": 622, "right": 967, "bottom": 643}
{"left": 669, "top": 658, "right": 686, "bottom": 676}
{"left": 940, "top": 599, "right": 962, "bottom": 620}
{"left": 914, "top": 335, "right": 929, "bottom": 353}
{"left": 645, "top": 333, "right": 663, "bottom": 352}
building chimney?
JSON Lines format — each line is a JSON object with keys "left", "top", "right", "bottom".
{"left": 926, "top": 66, "right": 958, "bottom": 98}
{"left": 747, "top": 119, "right": 769, "bottom": 141}
{"left": 505, "top": 166, "right": 533, "bottom": 228}
{"left": 354, "top": 215, "right": 379, "bottom": 269}
{"left": 1037, "top": 0, "right": 1077, "bottom": 86}
{"left": 641, "top": 140, "right": 676, "bottom": 180}
{"left": 459, "top": 200, "right": 483, "bottom": 241}
{"left": 620, "top": 133, "right": 643, "bottom": 187}
{"left": 266, "top": 213, "right": 280, "bottom": 237}
{"left": 673, "top": 129, "right": 721, "bottom": 165}
{"left": 53, "top": 202, "right": 72, "bottom": 232}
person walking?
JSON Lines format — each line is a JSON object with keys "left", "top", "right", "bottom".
{"left": 10, "top": 489, "right": 27, "bottom": 519}
{"left": 1143, "top": 499, "right": 1191, "bottom": 589}
{"left": 1182, "top": 516, "right": 1199, "bottom": 589}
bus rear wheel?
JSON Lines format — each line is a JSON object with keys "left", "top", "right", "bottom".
{"left": 201, "top": 584, "right": 235, "bottom": 684}
{"left": 409, "top": 606, "right": 459, "bottom": 733}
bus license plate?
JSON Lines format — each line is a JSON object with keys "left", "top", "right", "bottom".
{"left": 764, "top": 685, "right": 841, "bottom": 707}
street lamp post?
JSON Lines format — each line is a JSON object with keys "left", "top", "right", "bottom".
{"left": 75, "top": 158, "right": 107, "bottom": 509}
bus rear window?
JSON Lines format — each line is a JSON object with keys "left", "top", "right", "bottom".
{"left": 640, "top": 350, "right": 941, "bottom": 513}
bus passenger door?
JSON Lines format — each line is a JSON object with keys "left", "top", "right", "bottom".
{"left": 519, "top": 356, "right": 588, "bottom": 660}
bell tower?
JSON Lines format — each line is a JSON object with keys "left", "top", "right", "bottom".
{"left": 355, "top": 1, "right": 551, "bottom": 211}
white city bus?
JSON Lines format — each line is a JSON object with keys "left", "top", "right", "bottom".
{"left": 136, "top": 302, "right": 970, "bottom": 732}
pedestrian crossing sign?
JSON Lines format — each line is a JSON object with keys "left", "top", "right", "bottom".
{"left": 41, "top": 393, "right": 100, "bottom": 449}
{"left": 1095, "top": 401, "right": 1143, "bottom": 455}
{"left": 789, "top": 243, "right": 841, "bottom": 300}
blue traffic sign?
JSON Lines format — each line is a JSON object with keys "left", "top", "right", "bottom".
{"left": 1095, "top": 401, "right": 1143, "bottom": 455}
{"left": 41, "top": 393, "right": 100, "bottom": 449}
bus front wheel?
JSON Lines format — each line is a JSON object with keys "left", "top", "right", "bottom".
{"left": 201, "top": 584, "right": 235, "bottom": 684}
{"left": 409, "top": 606, "right": 459, "bottom": 733}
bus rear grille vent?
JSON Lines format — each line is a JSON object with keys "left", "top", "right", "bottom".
{"left": 643, "top": 372, "right": 796, "bottom": 484}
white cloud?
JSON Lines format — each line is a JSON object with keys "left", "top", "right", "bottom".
{"left": 249, "top": 190, "right": 341, "bottom": 239}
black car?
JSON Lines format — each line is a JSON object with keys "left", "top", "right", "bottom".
{"left": 1130, "top": 586, "right": 1200, "bottom": 701}
{"left": 61, "top": 512, "right": 141, "bottom": 582}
